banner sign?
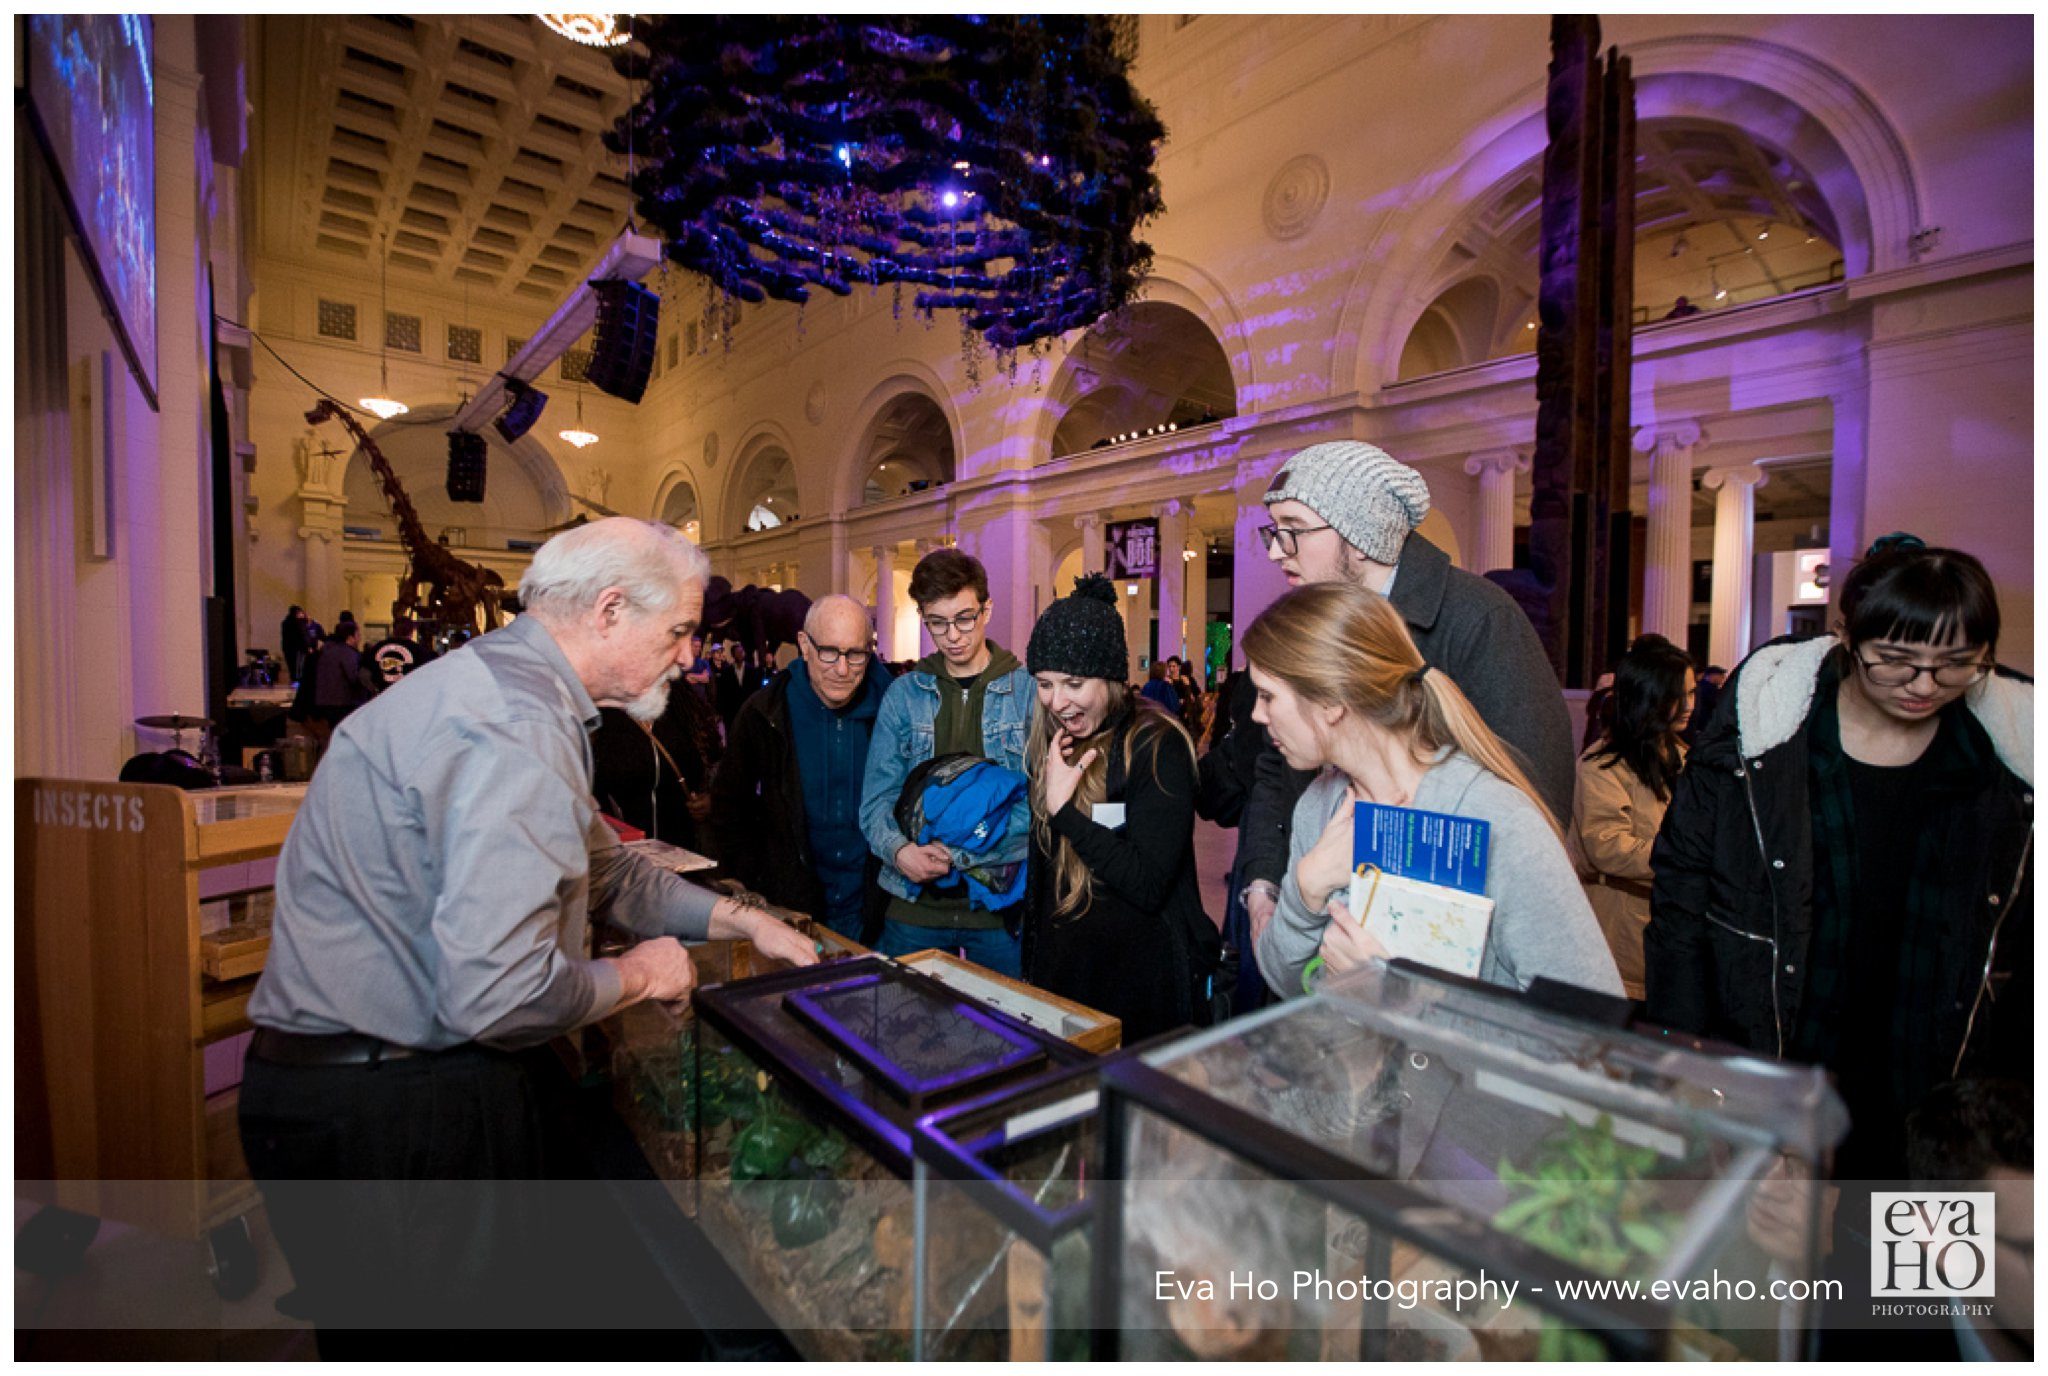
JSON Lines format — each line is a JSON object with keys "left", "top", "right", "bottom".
{"left": 1106, "top": 518, "right": 1159, "bottom": 579}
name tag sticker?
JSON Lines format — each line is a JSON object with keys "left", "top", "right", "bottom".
{"left": 1092, "top": 802, "right": 1127, "bottom": 829}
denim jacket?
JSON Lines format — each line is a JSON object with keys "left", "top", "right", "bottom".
{"left": 859, "top": 648, "right": 1035, "bottom": 904}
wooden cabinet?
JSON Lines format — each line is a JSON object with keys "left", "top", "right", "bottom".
{"left": 16, "top": 779, "right": 303, "bottom": 1241}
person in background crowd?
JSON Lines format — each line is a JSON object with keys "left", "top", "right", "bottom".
{"left": 1023, "top": 575, "right": 1220, "bottom": 1042}
{"left": 861, "top": 548, "right": 1034, "bottom": 975}
{"left": 240, "top": 518, "right": 814, "bottom": 1353}
{"left": 710, "top": 640, "right": 746, "bottom": 725}
{"left": 1235, "top": 441, "right": 1577, "bottom": 991}
{"left": 1570, "top": 636, "right": 1696, "bottom": 999}
{"left": 1683, "top": 663, "right": 1727, "bottom": 747}
{"left": 1581, "top": 670, "right": 1616, "bottom": 753}
{"left": 281, "top": 604, "right": 312, "bottom": 682}
{"left": 1196, "top": 659, "right": 1271, "bottom": 1016}
{"left": 1905, "top": 1079, "right": 2033, "bottom": 1362}
{"left": 714, "top": 596, "right": 893, "bottom": 942}
{"left": 1647, "top": 537, "right": 2031, "bottom": 1180}
{"left": 365, "top": 617, "right": 438, "bottom": 690}
{"left": 1244, "top": 582, "right": 1621, "bottom": 1000}
{"left": 591, "top": 675, "right": 718, "bottom": 854}
{"left": 1140, "top": 660, "right": 1181, "bottom": 713}
{"left": 682, "top": 634, "right": 713, "bottom": 700}
{"left": 310, "top": 620, "right": 378, "bottom": 731}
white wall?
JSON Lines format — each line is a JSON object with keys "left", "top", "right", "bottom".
{"left": 15, "top": 16, "right": 234, "bottom": 779}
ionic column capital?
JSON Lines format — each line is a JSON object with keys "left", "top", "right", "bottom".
{"left": 1632, "top": 421, "right": 1706, "bottom": 456}
{"left": 1701, "top": 464, "right": 1767, "bottom": 493}
{"left": 1462, "top": 448, "right": 1530, "bottom": 478}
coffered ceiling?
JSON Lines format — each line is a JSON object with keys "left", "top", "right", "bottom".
{"left": 252, "top": 15, "right": 637, "bottom": 303}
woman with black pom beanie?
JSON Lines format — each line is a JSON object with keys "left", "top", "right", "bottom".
{"left": 1022, "top": 573, "right": 1223, "bottom": 1041}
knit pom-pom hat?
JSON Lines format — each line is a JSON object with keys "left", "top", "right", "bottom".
{"left": 1027, "top": 572, "right": 1128, "bottom": 680}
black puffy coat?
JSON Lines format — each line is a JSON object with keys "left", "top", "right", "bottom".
{"left": 1645, "top": 636, "right": 2032, "bottom": 1086}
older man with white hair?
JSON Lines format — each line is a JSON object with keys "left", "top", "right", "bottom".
{"left": 240, "top": 517, "right": 814, "bottom": 1350}
{"left": 713, "top": 593, "right": 894, "bottom": 940}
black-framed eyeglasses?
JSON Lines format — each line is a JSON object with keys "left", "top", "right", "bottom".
{"left": 803, "top": 636, "right": 872, "bottom": 668}
{"left": 1854, "top": 652, "right": 1990, "bottom": 689}
{"left": 921, "top": 605, "right": 987, "bottom": 637}
{"left": 1257, "top": 522, "right": 1334, "bottom": 557}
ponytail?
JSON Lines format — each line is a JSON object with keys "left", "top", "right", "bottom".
{"left": 1415, "top": 668, "right": 1563, "bottom": 842}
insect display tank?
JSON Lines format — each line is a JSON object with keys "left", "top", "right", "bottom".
{"left": 693, "top": 957, "right": 1089, "bottom": 1360}
{"left": 1091, "top": 961, "right": 1848, "bottom": 1361}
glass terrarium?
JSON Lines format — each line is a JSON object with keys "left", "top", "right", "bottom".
{"left": 911, "top": 1055, "right": 1121, "bottom": 1361}
{"left": 694, "top": 956, "right": 1090, "bottom": 1360}
{"left": 1093, "top": 961, "right": 1848, "bottom": 1362}
{"left": 603, "top": 925, "right": 867, "bottom": 1213}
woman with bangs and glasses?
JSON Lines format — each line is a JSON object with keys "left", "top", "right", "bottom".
{"left": 1647, "top": 535, "right": 2032, "bottom": 1193}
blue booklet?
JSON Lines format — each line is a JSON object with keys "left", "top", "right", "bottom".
{"left": 1353, "top": 801, "right": 1492, "bottom": 897}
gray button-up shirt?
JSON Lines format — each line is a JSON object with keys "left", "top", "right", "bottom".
{"left": 249, "top": 613, "right": 719, "bottom": 1050}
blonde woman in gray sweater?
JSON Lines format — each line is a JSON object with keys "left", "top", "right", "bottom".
{"left": 1244, "top": 583, "right": 1621, "bottom": 1000}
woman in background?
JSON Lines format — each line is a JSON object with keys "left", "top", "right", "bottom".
{"left": 1571, "top": 636, "right": 1696, "bottom": 998}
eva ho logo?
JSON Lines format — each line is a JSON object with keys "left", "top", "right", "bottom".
{"left": 1871, "top": 1192, "right": 1995, "bottom": 1298}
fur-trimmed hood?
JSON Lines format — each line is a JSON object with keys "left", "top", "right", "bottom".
{"left": 1734, "top": 636, "right": 2033, "bottom": 788}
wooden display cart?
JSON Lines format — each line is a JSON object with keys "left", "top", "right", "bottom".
{"left": 16, "top": 777, "right": 306, "bottom": 1295}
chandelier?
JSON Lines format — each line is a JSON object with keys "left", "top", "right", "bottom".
{"left": 360, "top": 233, "right": 408, "bottom": 420}
{"left": 539, "top": 14, "right": 630, "bottom": 49}
{"left": 558, "top": 389, "right": 599, "bottom": 449}
{"left": 609, "top": 17, "right": 1164, "bottom": 355}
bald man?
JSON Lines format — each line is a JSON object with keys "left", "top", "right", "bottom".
{"left": 711, "top": 594, "right": 896, "bottom": 939}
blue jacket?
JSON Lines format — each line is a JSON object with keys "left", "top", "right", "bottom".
{"left": 860, "top": 642, "right": 1035, "bottom": 904}
{"left": 904, "top": 759, "right": 1031, "bottom": 911}
{"left": 1140, "top": 678, "right": 1181, "bottom": 713}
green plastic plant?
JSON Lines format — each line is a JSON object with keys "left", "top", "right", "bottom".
{"left": 1492, "top": 1114, "right": 1684, "bottom": 1361}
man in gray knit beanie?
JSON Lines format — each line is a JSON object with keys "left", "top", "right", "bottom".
{"left": 1226, "top": 438, "right": 1577, "bottom": 976}
{"left": 1261, "top": 440, "right": 1432, "bottom": 579}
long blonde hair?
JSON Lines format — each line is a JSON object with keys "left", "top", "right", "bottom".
{"left": 1027, "top": 683, "right": 1195, "bottom": 919}
{"left": 1240, "top": 582, "right": 1563, "bottom": 839}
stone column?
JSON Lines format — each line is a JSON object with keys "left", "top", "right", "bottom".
{"left": 1702, "top": 466, "right": 1768, "bottom": 669}
{"left": 1632, "top": 422, "right": 1703, "bottom": 643}
{"left": 827, "top": 515, "right": 850, "bottom": 596}
{"left": 872, "top": 544, "right": 897, "bottom": 659}
{"left": 295, "top": 435, "right": 349, "bottom": 637}
{"left": 1075, "top": 513, "right": 1104, "bottom": 572}
{"left": 1461, "top": 449, "right": 1529, "bottom": 576}
{"left": 1155, "top": 499, "right": 1188, "bottom": 663}
{"left": 143, "top": 31, "right": 209, "bottom": 722}
{"left": 1231, "top": 498, "right": 1290, "bottom": 669}
{"left": 1185, "top": 528, "right": 1211, "bottom": 682}
{"left": 1121, "top": 575, "right": 1150, "bottom": 682}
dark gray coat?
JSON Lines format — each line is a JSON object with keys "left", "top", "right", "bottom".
{"left": 1237, "top": 532, "right": 1577, "bottom": 888}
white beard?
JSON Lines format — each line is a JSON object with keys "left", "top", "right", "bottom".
{"left": 625, "top": 671, "right": 676, "bottom": 724}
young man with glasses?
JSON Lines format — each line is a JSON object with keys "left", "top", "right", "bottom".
{"left": 1646, "top": 536, "right": 2030, "bottom": 1358}
{"left": 1228, "top": 441, "right": 1576, "bottom": 983}
{"left": 859, "top": 547, "right": 1034, "bottom": 974}
{"left": 712, "top": 595, "right": 895, "bottom": 941}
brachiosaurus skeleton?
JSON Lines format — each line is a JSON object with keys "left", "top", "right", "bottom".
{"left": 306, "top": 400, "right": 505, "bottom": 636}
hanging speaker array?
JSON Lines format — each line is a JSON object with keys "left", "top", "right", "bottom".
{"left": 585, "top": 280, "right": 660, "bottom": 405}
{"left": 446, "top": 430, "right": 488, "bottom": 503}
